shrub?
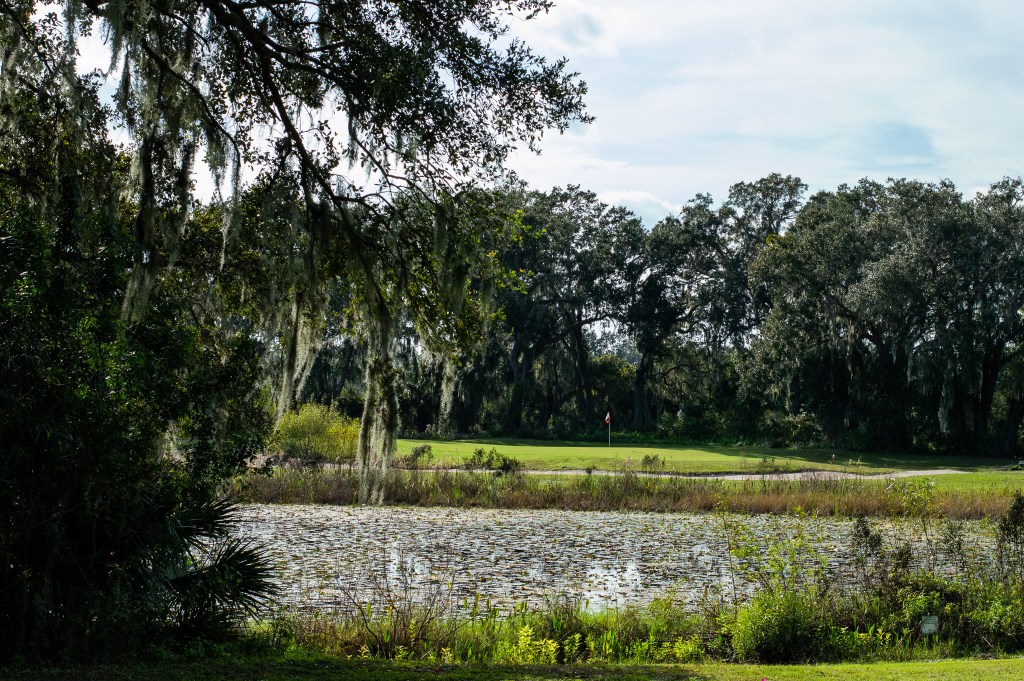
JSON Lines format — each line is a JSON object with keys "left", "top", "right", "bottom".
{"left": 732, "top": 591, "right": 830, "bottom": 662}
{"left": 397, "top": 444, "right": 434, "bottom": 470}
{"left": 640, "top": 454, "right": 666, "bottom": 472}
{"left": 998, "top": 491, "right": 1024, "bottom": 581}
{"left": 463, "top": 447, "right": 524, "bottom": 475}
{"left": 762, "top": 411, "right": 824, "bottom": 448}
{"left": 965, "top": 592, "right": 1024, "bottom": 651}
{"left": 272, "top": 403, "right": 358, "bottom": 467}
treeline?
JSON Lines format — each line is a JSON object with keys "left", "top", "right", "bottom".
{"left": 303, "top": 175, "right": 1024, "bottom": 456}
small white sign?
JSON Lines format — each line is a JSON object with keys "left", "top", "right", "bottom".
{"left": 920, "top": 615, "right": 939, "bottom": 635}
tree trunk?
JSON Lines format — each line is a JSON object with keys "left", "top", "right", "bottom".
{"left": 335, "top": 341, "right": 356, "bottom": 405}
{"left": 787, "top": 372, "right": 801, "bottom": 415}
{"left": 632, "top": 352, "right": 654, "bottom": 429}
{"left": 437, "top": 360, "right": 459, "bottom": 437}
{"left": 999, "top": 397, "right": 1024, "bottom": 458}
{"left": 972, "top": 341, "right": 1004, "bottom": 455}
{"left": 543, "top": 364, "right": 556, "bottom": 429}
{"left": 508, "top": 342, "right": 532, "bottom": 433}
{"left": 568, "top": 313, "right": 593, "bottom": 428}
{"left": 872, "top": 339, "right": 911, "bottom": 449}
{"left": 821, "top": 347, "right": 849, "bottom": 444}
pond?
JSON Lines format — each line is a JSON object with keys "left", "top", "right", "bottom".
{"left": 234, "top": 504, "right": 992, "bottom": 614}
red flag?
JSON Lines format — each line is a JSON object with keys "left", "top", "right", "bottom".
{"left": 605, "top": 412, "right": 611, "bottom": 425}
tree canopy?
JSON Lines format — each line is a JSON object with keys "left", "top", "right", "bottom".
{"left": 3, "top": 0, "right": 1024, "bottom": 661}
{"left": 327, "top": 176, "right": 1023, "bottom": 455}
{"left": 0, "top": 0, "right": 591, "bottom": 656}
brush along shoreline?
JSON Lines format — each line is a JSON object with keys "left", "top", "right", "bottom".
{"left": 423, "top": 466, "right": 965, "bottom": 480}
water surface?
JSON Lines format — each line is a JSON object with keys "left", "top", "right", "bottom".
{"left": 235, "top": 504, "right": 990, "bottom": 614}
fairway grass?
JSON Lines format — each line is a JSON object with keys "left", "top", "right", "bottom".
{"left": 397, "top": 437, "right": 1009, "bottom": 475}
{"left": 10, "top": 655, "right": 1024, "bottom": 681}
{"left": 928, "top": 471, "right": 1024, "bottom": 495}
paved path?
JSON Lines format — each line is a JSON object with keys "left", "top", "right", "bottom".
{"left": 432, "top": 467, "right": 965, "bottom": 481}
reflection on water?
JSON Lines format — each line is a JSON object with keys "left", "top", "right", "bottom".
{"left": 233, "top": 504, "right": 989, "bottom": 614}
{"left": 583, "top": 561, "right": 644, "bottom": 607}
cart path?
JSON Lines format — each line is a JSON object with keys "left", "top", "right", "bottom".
{"left": 427, "top": 467, "right": 966, "bottom": 481}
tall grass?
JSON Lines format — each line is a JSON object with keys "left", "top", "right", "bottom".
{"left": 232, "top": 468, "right": 1009, "bottom": 518}
{"left": 266, "top": 595, "right": 710, "bottom": 664}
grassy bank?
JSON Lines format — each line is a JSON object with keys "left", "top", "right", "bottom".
{"left": 233, "top": 467, "right": 1023, "bottom": 518}
{"left": 8, "top": 654, "right": 1024, "bottom": 681}
{"left": 154, "top": 497, "right": 1024, "bottom": 671}
{"left": 16, "top": 493, "right": 1024, "bottom": 680}
{"left": 396, "top": 438, "right": 1008, "bottom": 474}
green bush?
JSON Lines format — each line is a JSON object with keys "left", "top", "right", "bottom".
{"left": 732, "top": 591, "right": 830, "bottom": 662}
{"left": 998, "top": 491, "right": 1024, "bottom": 581}
{"left": 965, "top": 596, "right": 1024, "bottom": 650}
{"left": 397, "top": 444, "right": 434, "bottom": 470}
{"left": 761, "top": 411, "right": 824, "bottom": 448}
{"left": 463, "top": 447, "right": 524, "bottom": 475}
{"left": 272, "top": 404, "right": 359, "bottom": 466}
{"left": 639, "top": 454, "right": 666, "bottom": 472}
{"left": 0, "top": 63, "right": 277, "bottom": 655}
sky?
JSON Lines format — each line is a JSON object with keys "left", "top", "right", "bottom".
{"left": 72, "top": 1, "right": 1024, "bottom": 228}
{"left": 503, "top": 0, "right": 1024, "bottom": 226}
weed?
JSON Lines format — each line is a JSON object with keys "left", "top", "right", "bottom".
{"left": 233, "top": 467, "right": 1014, "bottom": 519}
{"left": 340, "top": 544, "right": 460, "bottom": 659}
{"left": 755, "top": 456, "right": 786, "bottom": 476}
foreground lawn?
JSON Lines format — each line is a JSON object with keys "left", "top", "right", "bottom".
{"left": 10, "top": 655, "right": 1024, "bottom": 681}
{"left": 707, "top": 658, "right": 1024, "bottom": 680}
{"left": 397, "top": 437, "right": 1008, "bottom": 474}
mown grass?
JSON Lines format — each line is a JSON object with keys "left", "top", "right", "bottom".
{"left": 233, "top": 467, "right": 1024, "bottom": 518}
{"left": 928, "top": 471, "right": 1024, "bottom": 494}
{"left": 395, "top": 438, "right": 1006, "bottom": 474}
{"left": 710, "top": 658, "right": 1024, "bottom": 680}
{"left": 8, "top": 650, "right": 1023, "bottom": 681}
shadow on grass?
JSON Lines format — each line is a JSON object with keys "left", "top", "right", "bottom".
{"left": 3, "top": 659, "right": 714, "bottom": 681}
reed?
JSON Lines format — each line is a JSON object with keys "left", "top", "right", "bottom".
{"left": 231, "top": 468, "right": 1013, "bottom": 519}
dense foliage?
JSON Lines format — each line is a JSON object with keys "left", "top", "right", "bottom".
{"left": 0, "top": 33, "right": 275, "bottom": 656}
{"left": 303, "top": 176, "right": 1023, "bottom": 456}
{"left": 0, "top": 0, "right": 589, "bottom": 659}
{"left": 752, "top": 179, "right": 1024, "bottom": 453}
{"left": 272, "top": 404, "right": 360, "bottom": 467}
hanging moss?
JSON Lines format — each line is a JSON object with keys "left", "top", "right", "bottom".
{"left": 9, "top": 0, "right": 579, "bottom": 506}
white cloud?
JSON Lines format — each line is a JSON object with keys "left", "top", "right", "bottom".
{"left": 75, "top": 20, "right": 114, "bottom": 74}
{"left": 53, "top": 1, "right": 1024, "bottom": 222}
{"left": 507, "top": 0, "right": 1024, "bottom": 221}
{"left": 597, "top": 190, "right": 679, "bottom": 222}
